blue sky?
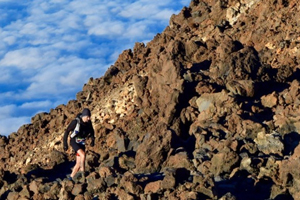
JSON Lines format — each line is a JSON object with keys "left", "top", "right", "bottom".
{"left": 0, "top": 0, "right": 190, "bottom": 136}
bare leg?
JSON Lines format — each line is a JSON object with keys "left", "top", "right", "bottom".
{"left": 70, "top": 154, "right": 81, "bottom": 178}
{"left": 77, "top": 149, "right": 86, "bottom": 172}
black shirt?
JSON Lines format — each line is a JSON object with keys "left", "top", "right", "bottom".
{"left": 63, "top": 115, "right": 95, "bottom": 147}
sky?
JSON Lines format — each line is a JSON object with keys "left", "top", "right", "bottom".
{"left": 0, "top": 0, "right": 190, "bottom": 136}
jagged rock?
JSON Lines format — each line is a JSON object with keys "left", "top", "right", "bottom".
{"left": 0, "top": 136, "right": 7, "bottom": 147}
{"left": 107, "top": 129, "right": 128, "bottom": 152}
{"left": 2, "top": 0, "right": 300, "bottom": 199}
{"left": 113, "top": 128, "right": 128, "bottom": 153}
{"left": 219, "top": 192, "right": 237, "bottom": 200}
{"left": 19, "top": 185, "right": 30, "bottom": 199}
{"left": 161, "top": 169, "right": 177, "bottom": 190}
{"left": 7, "top": 191, "right": 19, "bottom": 200}
{"left": 240, "top": 157, "right": 253, "bottom": 173}
{"left": 99, "top": 166, "right": 114, "bottom": 178}
{"left": 178, "top": 190, "right": 199, "bottom": 200}
{"left": 118, "top": 153, "right": 136, "bottom": 171}
{"left": 226, "top": 80, "right": 255, "bottom": 97}
{"left": 254, "top": 131, "right": 284, "bottom": 156}
{"left": 43, "top": 182, "right": 61, "bottom": 199}
{"left": 85, "top": 151, "right": 100, "bottom": 172}
{"left": 119, "top": 172, "right": 142, "bottom": 195}
{"left": 105, "top": 174, "right": 118, "bottom": 187}
{"left": 58, "top": 184, "right": 72, "bottom": 200}
{"left": 71, "top": 183, "right": 85, "bottom": 196}
{"left": 32, "top": 193, "right": 44, "bottom": 200}
{"left": 163, "top": 151, "right": 193, "bottom": 169}
{"left": 211, "top": 151, "right": 240, "bottom": 177}
{"left": 283, "top": 80, "right": 300, "bottom": 105}
{"left": 256, "top": 156, "right": 280, "bottom": 189}
{"left": 144, "top": 180, "right": 162, "bottom": 194}
{"left": 74, "top": 194, "right": 85, "bottom": 200}
{"left": 86, "top": 172, "right": 106, "bottom": 193}
{"left": 29, "top": 180, "right": 40, "bottom": 195}
{"left": 276, "top": 144, "right": 300, "bottom": 199}
{"left": 261, "top": 92, "right": 278, "bottom": 108}
{"left": 112, "top": 187, "right": 135, "bottom": 200}
{"left": 195, "top": 90, "right": 237, "bottom": 122}
{"left": 45, "top": 150, "right": 67, "bottom": 168}
{"left": 134, "top": 124, "right": 172, "bottom": 174}
{"left": 31, "top": 112, "right": 47, "bottom": 123}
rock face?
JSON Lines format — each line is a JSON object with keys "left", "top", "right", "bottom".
{"left": 1, "top": 0, "right": 300, "bottom": 199}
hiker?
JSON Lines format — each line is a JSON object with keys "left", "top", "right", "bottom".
{"left": 63, "top": 108, "right": 95, "bottom": 180}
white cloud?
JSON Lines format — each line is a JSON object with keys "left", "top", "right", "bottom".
{"left": 20, "top": 100, "right": 53, "bottom": 109}
{"left": 3, "top": 36, "right": 16, "bottom": 45}
{"left": 0, "top": 104, "right": 17, "bottom": 120}
{"left": 0, "top": 92, "right": 15, "bottom": 103}
{"left": 0, "top": 0, "right": 23, "bottom": 2}
{"left": 0, "top": 68, "right": 12, "bottom": 82}
{"left": 87, "top": 21, "right": 125, "bottom": 37}
{"left": 0, "top": 117, "right": 30, "bottom": 136}
{"left": 0, "top": 48, "right": 52, "bottom": 69}
{"left": 118, "top": 0, "right": 181, "bottom": 20}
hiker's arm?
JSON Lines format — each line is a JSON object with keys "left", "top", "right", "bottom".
{"left": 63, "top": 120, "right": 77, "bottom": 151}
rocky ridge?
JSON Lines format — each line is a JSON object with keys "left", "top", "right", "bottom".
{"left": 1, "top": 0, "right": 300, "bottom": 199}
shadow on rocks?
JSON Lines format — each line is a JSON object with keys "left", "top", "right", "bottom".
{"left": 134, "top": 172, "right": 165, "bottom": 188}
{"left": 215, "top": 171, "right": 273, "bottom": 200}
{"left": 25, "top": 161, "right": 75, "bottom": 182}
{"left": 283, "top": 131, "right": 300, "bottom": 157}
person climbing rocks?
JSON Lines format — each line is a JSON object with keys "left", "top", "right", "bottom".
{"left": 63, "top": 108, "right": 95, "bottom": 180}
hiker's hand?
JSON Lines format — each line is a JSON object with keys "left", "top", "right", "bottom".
{"left": 64, "top": 145, "right": 68, "bottom": 151}
{"left": 90, "top": 140, "right": 94, "bottom": 147}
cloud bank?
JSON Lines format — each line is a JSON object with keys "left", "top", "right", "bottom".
{"left": 0, "top": 0, "right": 190, "bottom": 136}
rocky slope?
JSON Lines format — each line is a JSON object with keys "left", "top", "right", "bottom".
{"left": 1, "top": 0, "right": 300, "bottom": 199}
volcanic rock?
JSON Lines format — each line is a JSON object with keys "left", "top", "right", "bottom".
{"left": 1, "top": 0, "right": 300, "bottom": 199}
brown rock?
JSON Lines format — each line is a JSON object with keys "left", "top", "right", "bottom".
{"left": 43, "top": 182, "right": 60, "bottom": 200}
{"left": 283, "top": 80, "right": 300, "bottom": 104}
{"left": 211, "top": 151, "right": 239, "bottom": 176}
{"left": 86, "top": 174, "right": 106, "bottom": 193}
{"left": 118, "top": 154, "right": 135, "bottom": 171}
{"left": 144, "top": 180, "right": 162, "bottom": 194}
{"left": 32, "top": 193, "right": 44, "bottom": 200}
{"left": 161, "top": 170, "right": 177, "bottom": 190}
{"left": 178, "top": 191, "right": 199, "bottom": 200}
{"left": 29, "top": 180, "right": 39, "bottom": 194}
{"left": 218, "top": 192, "right": 237, "bottom": 200}
{"left": 226, "top": 80, "right": 255, "bottom": 97}
{"left": 254, "top": 131, "right": 284, "bottom": 156}
{"left": 99, "top": 166, "right": 114, "bottom": 178}
{"left": 195, "top": 182, "right": 215, "bottom": 199}
{"left": 0, "top": 136, "right": 7, "bottom": 147}
{"left": 7, "top": 191, "right": 19, "bottom": 200}
{"left": 113, "top": 188, "right": 135, "bottom": 200}
{"left": 19, "top": 185, "right": 31, "bottom": 198}
{"left": 44, "top": 150, "right": 67, "bottom": 168}
{"left": 3, "top": 0, "right": 300, "bottom": 199}
{"left": 74, "top": 195, "right": 85, "bottom": 200}
{"left": 279, "top": 145, "right": 300, "bottom": 198}
{"left": 134, "top": 124, "right": 172, "bottom": 173}
{"left": 120, "top": 172, "right": 142, "bottom": 195}
{"left": 195, "top": 90, "right": 236, "bottom": 122}
{"left": 164, "top": 151, "right": 193, "bottom": 169}
{"left": 261, "top": 92, "right": 278, "bottom": 108}
{"left": 71, "top": 183, "right": 84, "bottom": 196}
{"left": 57, "top": 180, "right": 74, "bottom": 200}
